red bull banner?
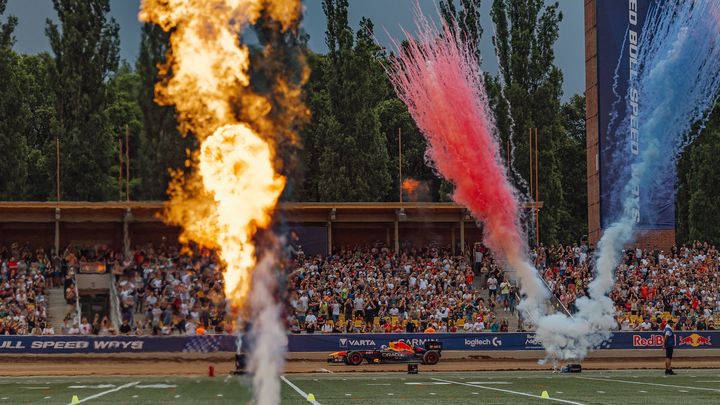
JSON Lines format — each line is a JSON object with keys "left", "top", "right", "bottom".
{"left": 632, "top": 332, "right": 713, "bottom": 348}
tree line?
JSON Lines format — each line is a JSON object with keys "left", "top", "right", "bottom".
{"left": 1, "top": 0, "right": 716, "bottom": 244}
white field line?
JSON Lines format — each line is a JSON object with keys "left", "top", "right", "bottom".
{"left": 430, "top": 378, "right": 587, "bottom": 405}
{"left": 66, "top": 381, "right": 139, "bottom": 404}
{"left": 281, "top": 376, "right": 321, "bottom": 405}
{"left": 576, "top": 377, "right": 720, "bottom": 393}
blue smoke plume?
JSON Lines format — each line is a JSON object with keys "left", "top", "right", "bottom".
{"left": 536, "top": 1, "right": 720, "bottom": 361}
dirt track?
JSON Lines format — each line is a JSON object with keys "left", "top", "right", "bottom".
{"left": 3, "top": 356, "right": 720, "bottom": 376}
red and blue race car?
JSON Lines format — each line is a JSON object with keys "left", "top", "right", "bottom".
{"left": 327, "top": 340, "right": 442, "bottom": 365}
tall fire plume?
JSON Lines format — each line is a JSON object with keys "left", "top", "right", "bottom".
{"left": 139, "top": 0, "right": 307, "bottom": 403}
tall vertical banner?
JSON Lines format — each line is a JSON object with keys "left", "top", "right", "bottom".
{"left": 596, "top": 0, "right": 672, "bottom": 230}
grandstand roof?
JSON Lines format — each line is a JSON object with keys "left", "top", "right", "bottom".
{"left": 0, "top": 201, "right": 542, "bottom": 223}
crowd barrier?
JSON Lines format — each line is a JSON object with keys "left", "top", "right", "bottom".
{"left": 0, "top": 331, "right": 716, "bottom": 354}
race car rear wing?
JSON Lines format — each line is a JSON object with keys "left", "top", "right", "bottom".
{"left": 424, "top": 341, "right": 442, "bottom": 353}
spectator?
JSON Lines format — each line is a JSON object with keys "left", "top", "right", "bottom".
{"left": 119, "top": 318, "right": 132, "bottom": 335}
{"left": 79, "top": 317, "right": 91, "bottom": 335}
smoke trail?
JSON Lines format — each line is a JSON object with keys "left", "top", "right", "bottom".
{"left": 536, "top": 1, "right": 720, "bottom": 360}
{"left": 387, "top": 9, "right": 549, "bottom": 324}
{"left": 248, "top": 249, "right": 286, "bottom": 405}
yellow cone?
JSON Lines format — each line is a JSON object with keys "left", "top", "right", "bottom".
{"left": 541, "top": 391, "right": 550, "bottom": 399}
{"left": 306, "top": 393, "right": 316, "bottom": 402}
{"left": 71, "top": 395, "right": 80, "bottom": 404}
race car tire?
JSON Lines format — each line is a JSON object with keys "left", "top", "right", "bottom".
{"left": 347, "top": 351, "right": 364, "bottom": 366}
{"left": 422, "top": 350, "right": 440, "bottom": 365}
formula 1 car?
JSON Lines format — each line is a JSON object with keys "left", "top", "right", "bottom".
{"left": 327, "top": 340, "right": 442, "bottom": 366}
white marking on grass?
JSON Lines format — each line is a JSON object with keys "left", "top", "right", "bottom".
{"left": 345, "top": 394, "right": 352, "bottom": 397}
{"left": 404, "top": 382, "right": 449, "bottom": 386}
{"left": 367, "top": 383, "right": 391, "bottom": 386}
{"left": 43, "top": 396, "right": 51, "bottom": 399}
{"left": 472, "top": 392, "right": 479, "bottom": 395}
{"left": 431, "top": 378, "right": 587, "bottom": 405}
{"left": 679, "top": 390, "right": 689, "bottom": 393}
{"left": 21, "top": 387, "right": 50, "bottom": 390}
{"left": 135, "top": 384, "right": 177, "bottom": 389}
{"left": 66, "top": 381, "right": 139, "bottom": 404}
{"left": 466, "top": 381, "right": 511, "bottom": 385}
{"left": 68, "top": 385, "right": 116, "bottom": 389}
{"left": 639, "top": 391, "right": 647, "bottom": 393}
{"left": 556, "top": 392, "right": 564, "bottom": 394}
{"left": 217, "top": 394, "right": 223, "bottom": 397}
{"left": 174, "top": 395, "right": 181, "bottom": 398}
{"left": 429, "top": 393, "right": 436, "bottom": 395}
{"left": 596, "top": 391, "right": 605, "bottom": 394}
{"left": 281, "top": 376, "right": 321, "bottom": 405}
{"left": 1, "top": 398, "right": 7, "bottom": 400}
{"left": 388, "top": 393, "right": 394, "bottom": 396}
{"left": 131, "top": 395, "right": 138, "bottom": 399}
{"left": 577, "top": 377, "right": 720, "bottom": 393}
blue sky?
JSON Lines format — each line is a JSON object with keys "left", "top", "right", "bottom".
{"left": 5, "top": 0, "right": 584, "bottom": 99}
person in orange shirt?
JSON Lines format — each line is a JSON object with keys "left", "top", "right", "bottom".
{"left": 196, "top": 325, "right": 206, "bottom": 335}
{"left": 424, "top": 325, "right": 436, "bottom": 333}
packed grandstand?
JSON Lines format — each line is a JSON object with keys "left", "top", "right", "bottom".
{"left": 1, "top": 239, "right": 718, "bottom": 336}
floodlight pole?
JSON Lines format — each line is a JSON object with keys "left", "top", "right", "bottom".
{"left": 398, "top": 127, "right": 402, "bottom": 204}
{"left": 125, "top": 124, "right": 130, "bottom": 201}
{"left": 535, "top": 128, "right": 540, "bottom": 247}
{"left": 118, "top": 138, "right": 123, "bottom": 201}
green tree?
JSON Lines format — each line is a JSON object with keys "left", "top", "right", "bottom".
{"left": 376, "top": 98, "right": 438, "bottom": 202}
{"left": 489, "top": 0, "right": 568, "bottom": 244}
{"left": 677, "top": 103, "right": 720, "bottom": 245}
{"left": 313, "top": 1, "right": 391, "bottom": 201}
{"left": 106, "top": 62, "right": 142, "bottom": 200}
{"left": 135, "top": 23, "right": 192, "bottom": 200}
{"left": 46, "top": 0, "right": 120, "bottom": 201}
{"left": 247, "top": 7, "right": 310, "bottom": 201}
{"left": 20, "top": 53, "right": 58, "bottom": 200}
{"left": 440, "top": 0, "right": 483, "bottom": 62}
{"left": 0, "top": 1, "right": 30, "bottom": 199}
{"left": 558, "top": 94, "right": 587, "bottom": 241}
{"left": 298, "top": 52, "right": 331, "bottom": 201}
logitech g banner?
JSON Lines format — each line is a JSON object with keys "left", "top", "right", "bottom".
{"left": 287, "top": 331, "right": 716, "bottom": 352}
{"left": 287, "top": 332, "right": 543, "bottom": 352}
{"left": 0, "top": 332, "right": 714, "bottom": 353}
{"left": 596, "top": 0, "right": 674, "bottom": 230}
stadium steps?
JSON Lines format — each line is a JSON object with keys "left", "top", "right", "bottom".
{"left": 47, "top": 287, "right": 71, "bottom": 331}
{"left": 471, "top": 276, "right": 520, "bottom": 332}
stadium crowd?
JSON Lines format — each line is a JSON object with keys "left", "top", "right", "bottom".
{"left": 2, "top": 238, "right": 719, "bottom": 335}
{"left": 285, "top": 242, "right": 514, "bottom": 334}
{"left": 535, "top": 242, "right": 720, "bottom": 331}
{"left": 112, "top": 244, "right": 230, "bottom": 336}
{"left": 0, "top": 243, "right": 53, "bottom": 335}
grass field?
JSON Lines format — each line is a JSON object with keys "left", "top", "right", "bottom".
{"left": 2, "top": 369, "right": 720, "bottom": 404}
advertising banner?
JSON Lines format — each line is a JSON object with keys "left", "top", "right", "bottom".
{"left": 596, "top": 0, "right": 674, "bottom": 230}
{"left": 0, "top": 331, "right": 715, "bottom": 354}
{"left": 0, "top": 335, "right": 236, "bottom": 354}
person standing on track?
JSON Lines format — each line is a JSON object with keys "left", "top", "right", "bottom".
{"left": 663, "top": 319, "right": 676, "bottom": 375}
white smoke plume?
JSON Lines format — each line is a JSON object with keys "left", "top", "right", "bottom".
{"left": 247, "top": 249, "right": 287, "bottom": 405}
